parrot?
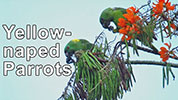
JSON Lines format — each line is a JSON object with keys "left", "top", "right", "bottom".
{"left": 100, "top": 7, "right": 158, "bottom": 52}
{"left": 99, "top": 7, "right": 126, "bottom": 33}
{"left": 64, "top": 39, "right": 93, "bottom": 64}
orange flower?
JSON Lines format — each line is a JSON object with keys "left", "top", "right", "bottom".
{"left": 117, "top": 7, "right": 141, "bottom": 41}
{"left": 152, "top": 1, "right": 164, "bottom": 15}
{"left": 170, "top": 23, "right": 176, "bottom": 30}
{"left": 123, "top": 7, "right": 141, "bottom": 24}
{"left": 118, "top": 18, "right": 127, "bottom": 27}
{"left": 119, "top": 26, "right": 133, "bottom": 41}
{"left": 164, "top": 43, "right": 171, "bottom": 49}
{"left": 159, "top": 43, "right": 171, "bottom": 62}
{"left": 127, "top": 6, "right": 139, "bottom": 14}
{"left": 119, "top": 28, "right": 128, "bottom": 35}
{"left": 164, "top": 23, "right": 177, "bottom": 38}
{"left": 123, "top": 13, "right": 140, "bottom": 24}
{"left": 152, "top": 0, "right": 175, "bottom": 17}
{"left": 121, "top": 35, "right": 126, "bottom": 41}
{"left": 132, "top": 24, "right": 140, "bottom": 34}
{"left": 121, "top": 34, "right": 132, "bottom": 41}
{"left": 159, "top": 47, "right": 169, "bottom": 62}
{"left": 166, "top": 1, "right": 175, "bottom": 11}
{"left": 159, "top": 0, "right": 165, "bottom": 3}
{"left": 119, "top": 26, "right": 130, "bottom": 35}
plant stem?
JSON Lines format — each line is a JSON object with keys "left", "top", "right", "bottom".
{"left": 126, "top": 60, "right": 178, "bottom": 68}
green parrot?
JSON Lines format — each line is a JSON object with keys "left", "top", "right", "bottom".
{"left": 99, "top": 7, "right": 126, "bottom": 33}
{"left": 100, "top": 7, "right": 158, "bottom": 52}
{"left": 64, "top": 39, "right": 93, "bottom": 64}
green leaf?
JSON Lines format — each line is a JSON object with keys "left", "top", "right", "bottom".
{"left": 166, "top": 64, "right": 169, "bottom": 85}
{"left": 132, "top": 38, "right": 139, "bottom": 56}
{"left": 87, "top": 68, "right": 91, "bottom": 91}
{"left": 159, "top": 21, "right": 164, "bottom": 43}
{"left": 167, "top": 20, "right": 172, "bottom": 39}
{"left": 83, "top": 53, "right": 94, "bottom": 69}
{"left": 163, "top": 67, "right": 166, "bottom": 88}
{"left": 88, "top": 52, "right": 102, "bottom": 69}
{"left": 90, "top": 72, "right": 94, "bottom": 92}
{"left": 169, "top": 68, "right": 175, "bottom": 80}
{"left": 82, "top": 69, "right": 86, "bottom": 90}
{"left": 125, "top": 40, "right": 130, "bottom": 58}
{"left": 104, "top": 37, "right": 108, "bottom": 54}
{"left": 101, "top": 80, "right": 105, "bottom": 99}
{"left": 94, "top": 71, "right": 98, "bottom": 98}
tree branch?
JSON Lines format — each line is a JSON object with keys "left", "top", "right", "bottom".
{"left": 126, "top": 60, "right": 178, "bottom": 68}
{"left": 58, "top": 70, "right": 76, "bottom": 100}
{"left": 126, "top": 42, "right": 178, "bottom": 60}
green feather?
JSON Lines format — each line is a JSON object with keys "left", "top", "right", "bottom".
{"left": 100, "top": 7, "right": 126, "bottom": 32}
{"left": 64, "top": 39, "right": 93, "bottom": 63}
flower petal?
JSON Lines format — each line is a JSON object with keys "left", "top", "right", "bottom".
{"left": 164, "top": 43, "right": 171, "bottom": 49}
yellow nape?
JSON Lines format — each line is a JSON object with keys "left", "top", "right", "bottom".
{"left": 72, "top": 39, "right": 80, "bottom": 42}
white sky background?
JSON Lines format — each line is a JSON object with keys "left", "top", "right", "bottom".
{"left": 0, "top": 0, "right": 178, "bottom": 100}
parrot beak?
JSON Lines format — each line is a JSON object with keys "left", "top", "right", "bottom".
{"left": 65, "top": 51, "right": 69, "bottom": 57}
{"left": 66, "top": 57, "right": 75, "bottom": 64}
{"left": 65, "top": 51, "right": 75, "bottom": 64}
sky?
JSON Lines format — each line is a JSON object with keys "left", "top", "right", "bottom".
{"left": 0, "top": 0, "right": 178, "bottom": 100}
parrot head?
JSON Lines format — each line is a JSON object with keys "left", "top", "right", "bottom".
{"left": 99, "top": 8, "right": 114, "bottom": 31}
{"left": 100, "top": 7, "right": 127, "bottom": 33}
{"left": 64, "top": 39, "right": 93, "bottom": 64}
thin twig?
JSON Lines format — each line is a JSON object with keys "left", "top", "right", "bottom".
{"left": 58, "top": 70, "right": 76, "bottom": 100}
{"left": 90, "top": 31, "right": 104, "bottom": 51}
{"left": 124, "top": 41, "right": 178, "bottom": 60}
{"left": 126, "top": 60, "right": 178, "bottom": 68}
